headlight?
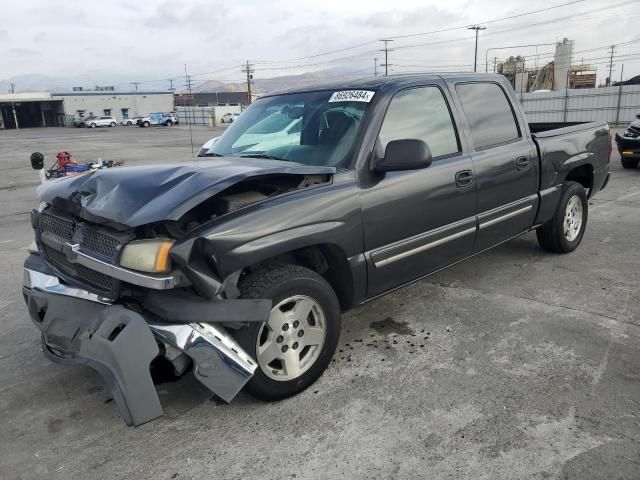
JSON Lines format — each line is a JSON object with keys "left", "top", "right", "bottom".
{"left": 119, "top": 239, "right": 174, "bottom": 273}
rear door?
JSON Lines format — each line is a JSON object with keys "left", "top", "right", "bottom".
{"left": 450, "top": 80, "right": 538, "bottom": 251}
{"left": 361, "top": 83, "right": 477, "bottom": 297}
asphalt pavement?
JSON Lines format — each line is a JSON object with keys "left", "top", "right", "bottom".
{"left": 0, "top": 125, "right": 638, "bottom": 480}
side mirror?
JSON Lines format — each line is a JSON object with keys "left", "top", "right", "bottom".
{"left": 30, "top": 152, "right": 44, "bottom": 170}
{"left": 373, "top": 139, "right": 432, "bottom": 173}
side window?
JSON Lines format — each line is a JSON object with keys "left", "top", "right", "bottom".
{"left": 378, "top": 86, "right": 459, "bottom": 159}
{"left": 455, "top": 82, "right": 520, "bottom": 150}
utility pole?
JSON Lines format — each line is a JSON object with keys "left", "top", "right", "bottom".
{"left": 607, "top": 44, "right": 616, "bottom": 86}
{"left": 493, "top": 57, "right": 497, "bottom": 74}
{"left": 130, "top": 82, "right": 141, "bottom": 92}
{"left": 379, "top": 39, "right": 394, "bottom": 76}
{"left": 9, "top": 82, "right": 18, "bottom": 130}
{"left": 184, "top": 64, "right": 195, "bottom": 156}
{"left": 242, "top": 61, "right": 254, "bottom": 105}
{"left": 374, "top": 58, "right": 378, "bottom": 77}
{"left": 467, "top": 25, "right": 486, "bottom": 73}
{"left": 168, "top": 79, "right": 175, "bottom": 91}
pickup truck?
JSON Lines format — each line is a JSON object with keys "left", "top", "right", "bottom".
{"left": 24, "top": 74, "right": 611, "bottom": 426}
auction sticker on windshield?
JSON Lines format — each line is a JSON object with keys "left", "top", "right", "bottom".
{"left": 328, "top": 90, "right": 375, "bottom": 103}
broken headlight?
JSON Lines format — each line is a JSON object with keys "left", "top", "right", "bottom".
{"left": 119, "top": 239, "right": 174, "bottom": 273}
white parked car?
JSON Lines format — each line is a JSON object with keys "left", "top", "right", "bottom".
{"left": 81, "top": 116, "right": 117, "bottom": 128}
{"left": 120, "top": 116, "right": 144, "bottom": 126}
{"left": 197, "top": 137, "right": 220, "bottom": 157}
{"left": 220, "top": 112, "right": 241, "bottom": 124}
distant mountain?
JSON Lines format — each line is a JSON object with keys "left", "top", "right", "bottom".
{"left": 1, "top": 66, "right": 374, "bottom": 95}
{"left": 189, "top": 68, "right": 372, "bottom": 95}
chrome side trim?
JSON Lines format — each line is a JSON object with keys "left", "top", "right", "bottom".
{"left": 374, "top": 227, "right": 476, "bottom": 268}
{"left": 23, "top": 268, "right": 113, "bottom": 304}
{"left": 69, "top": 243, "right": 176, "bottom": 290}
{"left": 149, "top": 322, "right": 257, "bottom": 403}
{"left": 479, "top": 205, "right": 533, "bottom": 230}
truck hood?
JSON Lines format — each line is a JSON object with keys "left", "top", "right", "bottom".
{"left": 37, "top": 158, "right": 335, "bottom": 228}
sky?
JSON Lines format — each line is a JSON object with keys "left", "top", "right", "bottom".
{"left": 2, "top": 0, "right": 640, "bottom": 91}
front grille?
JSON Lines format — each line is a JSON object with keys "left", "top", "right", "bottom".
{"left": 79, "top": 226, "right": 120, "bottom": 260}
{"left": 37, "top": 209, "right": 132, "bottom": 294}
{"left": 43, "top": 245, "right": 114, "bottom": 291}
{"left": 39, "top": 213, "right": 73, "bottom": 241}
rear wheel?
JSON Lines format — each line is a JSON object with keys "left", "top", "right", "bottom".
{"left": 110, "top": 122, "right": 116, "bottom": 127}
{"left": 165, "top": 120, "right": 173, "bottom": 126}
{"left": 536, "top": 181, "right": 588, "bottom": 253}
{"left": 621, "top": 157, "right": 639, "bottom": 169}
{"left": 143, "top": 121, "right": 150, "bottom": 127}
{"left": 234, "top": 264, "right": 341, "bottom": 401}
{"left": 90, "top": 123, "right": 96, "bottom": 128}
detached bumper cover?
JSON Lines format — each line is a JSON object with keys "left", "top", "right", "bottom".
{"left": 23, "top": 254, "right": 260, "bottom": 426}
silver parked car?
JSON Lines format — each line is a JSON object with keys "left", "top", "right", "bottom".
{"left": 81, "top": 116, "right": 118, "bottom": 128}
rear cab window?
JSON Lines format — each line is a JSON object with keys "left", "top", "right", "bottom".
{"left": 455, "top": 82, "right": 521, "bottom": 150}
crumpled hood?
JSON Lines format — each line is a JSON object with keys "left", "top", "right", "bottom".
{"left": 38, "top": 158, "right": 335, "bottom": 227}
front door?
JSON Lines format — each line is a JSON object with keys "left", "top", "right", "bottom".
{"left": 452, "top": 81, "right": 539, "bottom": 252}
{"left": 361, "top": 84, "right": 477, "bottom": 297}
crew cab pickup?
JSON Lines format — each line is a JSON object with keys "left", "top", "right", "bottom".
{"left": 24, "top": 74, "right": 611, "bottom": 426}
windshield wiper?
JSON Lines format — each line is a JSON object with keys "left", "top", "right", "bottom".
{"left": 238, "top": 154, "right": 286, "bottom": 161}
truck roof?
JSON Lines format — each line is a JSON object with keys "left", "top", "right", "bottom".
{"left": 263, "top": 73, "right": 505, "bottom": 97}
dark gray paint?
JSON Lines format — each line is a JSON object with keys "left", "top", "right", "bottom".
{"left": 31, "top": 73, "right": 611, "bottom": 309}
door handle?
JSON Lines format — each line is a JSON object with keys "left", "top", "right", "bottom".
{"left": 455, "top": 170, "right": 474, "bottom": 187}
{"left": 516, "top": 157, "right": 530, "bottom": 171}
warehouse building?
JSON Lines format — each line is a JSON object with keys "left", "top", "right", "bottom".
{"left": 174, "top": 91, "right": 248, "bottom": 107}
{"left": 0, "top": 90, "right": 174, "bottom": 129}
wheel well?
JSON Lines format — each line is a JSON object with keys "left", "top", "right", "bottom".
{"left": 565, "top": 164, "right": 593, "bottom": 195}
{"left": 242, "top": 244, "right": 354, "bottom": 311}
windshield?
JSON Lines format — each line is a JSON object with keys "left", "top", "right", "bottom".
{"left": 210, "top": 90, "right": 374, "bottom": 167}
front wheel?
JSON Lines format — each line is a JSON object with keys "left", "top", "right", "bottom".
{"left": 110, "top": 122, "right": 116, "bottom": 127}
{"left": 234, "top": 264, "right": 341, "bottom": 401}
{"left": 165, "top": 120, "right": 173, "bottom": 126}
{"left": 90, "top": 123, "right": 96, "bottom": 128}
{"left": 143, "top": 121, "right": 150, "bottom": 127}
{"left": 621, "top": 157, "right": 639, "bottom": 169}
{"left": 536, "top": 181, "right": 588, "bottom": 253}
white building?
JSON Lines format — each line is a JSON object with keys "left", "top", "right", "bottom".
{"left": 0, "top": 91, "right": 174, "bottom": 129}
{"left": 54, "top": 91, "right": 174, "bottom": 124}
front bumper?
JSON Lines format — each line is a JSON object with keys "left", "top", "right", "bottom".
{"left": 615, "top": 133, "right": 640, "bottom": 158}
{"left": 23, "top": 254, "right": 263, "bottom": 426}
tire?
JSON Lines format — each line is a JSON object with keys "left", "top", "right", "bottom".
{"left": 234, "top": 264, "right": 341, "bottom": 401}
{"left": 621, "top": 157, "right": 639, "bottom": 169}
{"left": 536, "top": 181, "right": 588, "bottom": 253}
{"left": 110, "top": 122, "right": 116, "bottom": 127}
{"left": 165, "top": 120, "right": 173, "bottom": 126}
{"left": 90, "top": 123, "right": 96, "bottom": 128}
{"left": 143, "top": 121, "right": 150, "bottom": 127}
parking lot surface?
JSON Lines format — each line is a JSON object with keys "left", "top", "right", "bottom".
{"left": 1, "top": 126, "right": 639, "bottom": 480}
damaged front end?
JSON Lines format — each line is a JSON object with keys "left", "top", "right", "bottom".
{"left": 24, "top": 158, "right": 336, "bottom": 425}
{"left": 23, "top": 254, "right": 266, "bottom": 426}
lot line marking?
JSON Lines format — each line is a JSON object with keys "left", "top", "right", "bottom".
{"left": 616, "top": 190, "right": 640, "bottom": 202}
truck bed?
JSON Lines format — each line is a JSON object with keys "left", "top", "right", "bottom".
{"left": 530, "top": 121, "right": 610, "bottom": 196}
{"left": 529, "top": 121, "right": 605, "bottom": 137}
